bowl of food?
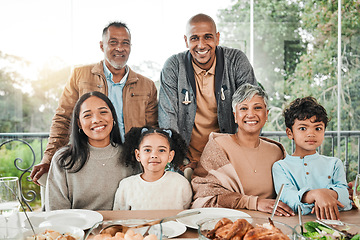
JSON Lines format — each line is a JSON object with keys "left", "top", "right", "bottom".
{"left": 84, "top": 220, "right": 162, "bottom": 240}
{"left": 22, "top": 225, "right": 84, "bottom": 240}
{"left": 294, "top": 220, "right": 360, "bottom": 240}
{"left": 197, "top": 216, "right": 296, "bottom": 240}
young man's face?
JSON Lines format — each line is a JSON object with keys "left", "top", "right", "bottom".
{"left": 286, "top": 116, "right": 325, "bottom": 157}
{"left": 184, "top": 20, "right": 219, "bottom": 71}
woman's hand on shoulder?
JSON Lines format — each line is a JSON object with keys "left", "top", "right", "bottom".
{"left": 257, "top": 198, "right": 295, "bottom": 217}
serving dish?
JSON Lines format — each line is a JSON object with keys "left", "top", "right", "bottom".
{"left": 197, "top": 216, "right": 296, "bottom": 240}
{"left": 84, "top": 219, "right": 186, "bottom": 240}
{"left": 22, "top": 225, "right": 85, "bottom": 240}
{"left": 294, "top": 220, "right": 360, "bottom": 240}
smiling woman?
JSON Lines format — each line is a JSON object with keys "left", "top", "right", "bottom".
{"left": 45, "top": 91, "right": 140, "bottom": 211}
{"left": 191, "top": 83, "right": 295, "bottom": 217}
{"left": 78, "top": 95, "right": 114, "bottom": 148}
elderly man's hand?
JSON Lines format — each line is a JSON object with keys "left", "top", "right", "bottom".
{"left": 30, "top": 163, "right": 50, "bottom": 186}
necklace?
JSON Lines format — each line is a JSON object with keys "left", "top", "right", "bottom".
{"left": 233, "top": 134, "right": 261, "bottom": 173}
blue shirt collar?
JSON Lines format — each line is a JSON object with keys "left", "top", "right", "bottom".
{"left": 103, "top": 61, "right": 129, "bottom": 85}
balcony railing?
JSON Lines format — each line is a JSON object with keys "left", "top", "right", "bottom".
{"left": 1, "top": 131, "right": 360, "bottom": 209}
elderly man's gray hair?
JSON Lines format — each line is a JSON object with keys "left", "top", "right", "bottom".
{"left": 232, "top": 83, "right": 269, "bottom": 113}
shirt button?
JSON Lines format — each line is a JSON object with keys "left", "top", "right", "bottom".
{"left": 304, "top": 163, "right": 307, "bottom": 166}
{"left": 306, "top": 172, "right": 309, "bottom": 175}
{"left": 328, "top": 176, "right": 331, "bottom": 179}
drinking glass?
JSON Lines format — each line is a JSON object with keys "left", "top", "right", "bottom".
{"left": 354, "top": 174, "right": 360, "bottom": 209}
{"left": 0, "top": 177, "right": 21, "bottom": 239}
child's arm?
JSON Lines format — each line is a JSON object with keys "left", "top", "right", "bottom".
{"left": 302, "top": 188, "right": 344, "bottom": 220}
{"left": 328, "top": 159, "right": 352, "bottom": 210}
{"left": 272, "top": 161, "right": 313, "bottom": 215}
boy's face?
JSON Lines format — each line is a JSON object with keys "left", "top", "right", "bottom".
{"left": 286, "top": 116, "right": 325, "bottom": 158}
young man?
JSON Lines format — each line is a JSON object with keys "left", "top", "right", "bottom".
{"left": 272, "top": 96, "right": 351, "bottom": 220}
{"left": 159, "top": 13, "right": 257, "bottom": 172}
{"left": 31, "top": 22, "right": 158, "bottom": 184}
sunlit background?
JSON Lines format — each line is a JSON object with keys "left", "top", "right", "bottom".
{"left": 0, "top": 0, "right": 231, "bottom": 83}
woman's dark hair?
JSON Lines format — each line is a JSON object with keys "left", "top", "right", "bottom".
{"left": 123, "top": 126, "right": 188, "bottom": 171}
{"left": 283, "top": 96, "right": 329, "bottom": 130}
{"left": 58, "top": 91, "right": 122, "bottom": 172}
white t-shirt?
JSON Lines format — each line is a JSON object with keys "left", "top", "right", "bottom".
{"left": 113, "top": 171, "right": 193, "bottom": 210}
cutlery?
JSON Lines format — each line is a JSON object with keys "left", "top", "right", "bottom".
{"left": 298, "top": 205, "right": 303, "bottom": 235}
{"left": 315, "top": 219, "right": 351, "bottom": 238}
{"left": 2, "top": 179, "right": 37, "bottom": 239}
{"left": 270, "top": 183, "right": 284, "bottom": 220}
{"left": 99, "top": 210, "right": 201, "bottom": 235}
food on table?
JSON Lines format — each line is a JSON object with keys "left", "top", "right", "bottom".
{"left": 203, "top": 217, "right": 290, "bottom": 240}
{"left": 26, "top": 229, "right": 78, "bottom": 240}
{"left": 93, "top": 229, "right": 158, "bottom": 240}
{"left": 302, "top": 221, "right": 360, "bottom": 240}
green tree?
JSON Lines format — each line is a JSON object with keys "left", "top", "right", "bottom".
{"left": 217, "top": 0, "right": 305, "bottom": 131}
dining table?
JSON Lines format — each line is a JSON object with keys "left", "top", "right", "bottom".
{"left": 97, "top": 208, "right": 360, "bottom": 239}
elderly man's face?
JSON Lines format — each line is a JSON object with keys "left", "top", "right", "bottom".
{"left": 233, "top": 95, "right": 269, "bottom": 134}
{"left": 100, "top": 26, "right": 131, "bottom": 71}
{"left": 184, "top": 21, "right": 219, "bottom": 71}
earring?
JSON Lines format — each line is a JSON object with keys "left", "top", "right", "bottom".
{"left": 113, "top": 120, "right": 116, "bottom": 125}
{"left": 78, "top": 129, "right": 82, "bottom": 134}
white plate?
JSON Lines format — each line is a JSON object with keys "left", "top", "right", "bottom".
{"left": 24, "top": 209, "right": 103, "bottom": 230}
{"left": 148, "top": 221, "right": 187, "bottom": 238}
{"left": 176, "top": 208, "right": 251, "bottom": 229}
{"left": 117, "top": 219, "right": 187, "bottom": 239}
{"left": 22, "top": 225, "right": 85, "bottom": 240}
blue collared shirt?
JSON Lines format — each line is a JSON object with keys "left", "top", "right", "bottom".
{"left": 103, "top": 62, "right": 129, "bottom": 142}
{"left": 272, "top": 152, "right": 352, "bottom": 215}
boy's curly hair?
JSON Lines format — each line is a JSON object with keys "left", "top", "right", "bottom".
{"left": 123, "top": 126, "right": 188, "bottom": 171}
{"left": 283, "top": 96, "right": 329, "bottom": 130}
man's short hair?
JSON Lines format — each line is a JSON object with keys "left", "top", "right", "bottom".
{"left": 102, "top": 21, "right": 130, "bottom": 38}
{"left": 283, "top": 96, "right": 329, "bottom": 130}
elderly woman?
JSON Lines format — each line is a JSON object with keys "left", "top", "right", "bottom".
{"left": 191, "top": 83, "right": 294, "bottom": 216}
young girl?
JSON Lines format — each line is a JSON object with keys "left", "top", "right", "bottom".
{"left": 113, "top": 127, "right": 193, "bottom": 210}
{"left": 46, "top": 91, "right": 139, "bottom": 210}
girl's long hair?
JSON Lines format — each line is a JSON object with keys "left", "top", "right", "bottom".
{"left": 123, "top": 126, "right": 187, "bottom": 171}
{"left": 58, "top": 91, "right": 122, "bottom": 173}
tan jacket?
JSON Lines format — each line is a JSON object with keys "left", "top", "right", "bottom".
{"left": 42, "top": 61, "right": 158, "bottom": 164}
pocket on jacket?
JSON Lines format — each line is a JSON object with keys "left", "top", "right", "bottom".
{"left": 78, "top": 81, "right": 105, "bottom": 95}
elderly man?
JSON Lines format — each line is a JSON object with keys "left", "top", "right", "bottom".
{"left": 159, "top": 13, "right": 257, "bottom": 172}
{"left": 31, "top": 21, "right": 158, "bottom": 184}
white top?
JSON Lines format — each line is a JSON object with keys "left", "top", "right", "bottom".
{"left": 113, "top": 171, "right": 193, "bottom": 210}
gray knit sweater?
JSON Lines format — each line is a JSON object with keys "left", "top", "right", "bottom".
{"left": 45, "top": 144, "right": 138, "bottom": 210}
{"left": 159, "top": 46, "right": 257, "bottom": 145}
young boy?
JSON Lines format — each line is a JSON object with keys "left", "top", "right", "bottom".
{"left": 272, "top": 96, "right": 352, "bottom": 220}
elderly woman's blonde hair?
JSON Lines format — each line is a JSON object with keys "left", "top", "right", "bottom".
{"left": 232, "top": 83, "right": 269, "bottom": 113}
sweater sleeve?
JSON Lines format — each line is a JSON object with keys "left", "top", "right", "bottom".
{"left": 113, "top": 178, "right": 130, "bottom": 210}
{"left": 158, "top": 55, "right": 180, "bottom": 132}
{"left": 180, "top": 177, "right": 193, "bottom": 209}
{"left": 45, "top": 151, "right": 72, "bottom": 210}
{"left": 191, "top": 135, "right": 258, "bottom": 210}
{"left": 272, "top": 161, "right": 313, "bottom": 215}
